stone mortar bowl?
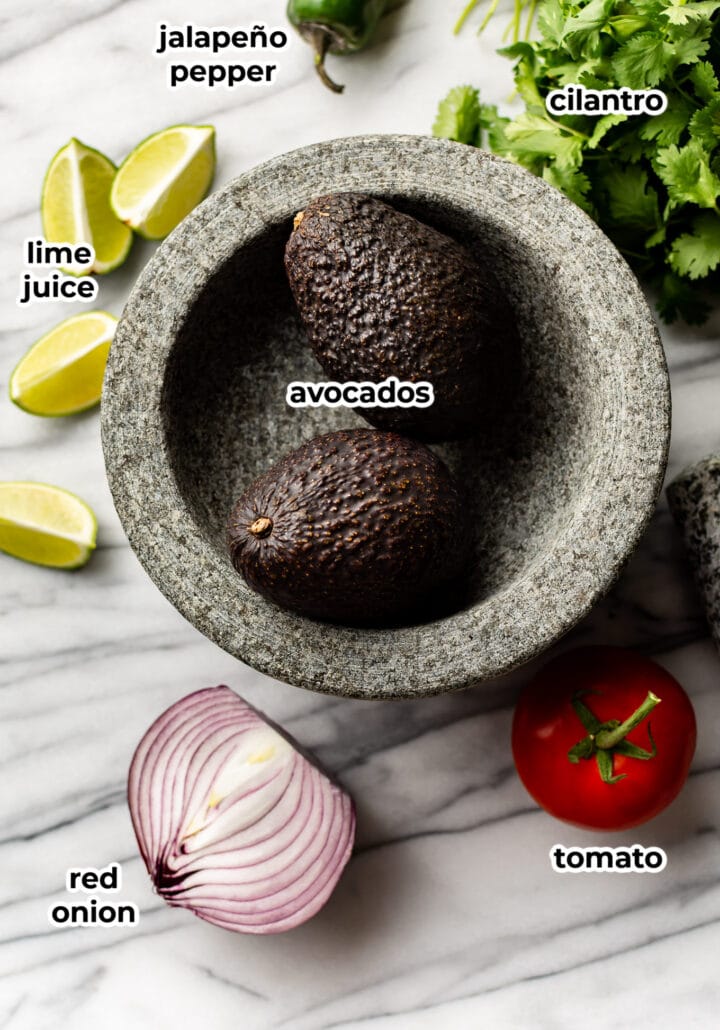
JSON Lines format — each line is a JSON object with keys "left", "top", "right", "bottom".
{"left": 101, "top": 135, "right": 670, "bottom": 699}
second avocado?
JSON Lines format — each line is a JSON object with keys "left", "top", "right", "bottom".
{"left": 227, "top": 428, "right": 469, "bottom": 626}
{"left": 285, "top": 193, "right": 519, "bottom": 442}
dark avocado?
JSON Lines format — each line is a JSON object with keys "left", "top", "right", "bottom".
{"left": 227, "top": 428, "right": 469, "bottom": 625}
{"left": 284, "top": 193, "right": 519, "bottom": 442}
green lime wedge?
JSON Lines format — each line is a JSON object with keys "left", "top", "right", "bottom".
{"left": 0, "top": 482, "right": 97, "bottom": 569}
{"left": 41, "top": 138, "right": 133, "bottom": 275}
{"left": 10, "top": 311, "right": 118, "bottom": 417}
{"left": 110, "top": 124, "right": 216, "bottom": 240}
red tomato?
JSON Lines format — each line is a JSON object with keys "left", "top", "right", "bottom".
{"left": 512, "top": 646, "right": 696, "bottom": 831}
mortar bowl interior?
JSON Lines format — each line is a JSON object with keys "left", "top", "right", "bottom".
{"left": 101, "top": 135, "right": 670, "bottom": 698}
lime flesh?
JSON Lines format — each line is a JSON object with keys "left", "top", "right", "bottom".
{"left": 0, "top": 483, "right": 97, "bottom": 569}
{"left": 41, "top": 138, "right": 133, "bottom": 275}
{"left": 10, "top": 311, "right": 117, "bottom": 417}
{"left": 110, "top": 125, "right": 216, "bottom": 240}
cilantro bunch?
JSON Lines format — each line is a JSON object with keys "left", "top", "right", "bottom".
{"left": 435, "top": 0, "right": 720, "bottom": 323}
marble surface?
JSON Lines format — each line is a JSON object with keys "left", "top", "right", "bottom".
{"left": 1, "top": 1, "right": 720, "bottom": 1027}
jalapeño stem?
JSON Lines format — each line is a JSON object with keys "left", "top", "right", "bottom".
{"left": 310, "top": 28, "right": 345, "bottom": 93}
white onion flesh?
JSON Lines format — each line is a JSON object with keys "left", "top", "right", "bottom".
{"left": 128, "top": 686, "right": 356, "bottom": 934}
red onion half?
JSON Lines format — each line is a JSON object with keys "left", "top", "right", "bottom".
{"left": 128, "top": 686, "right": 355, "bottom": 934}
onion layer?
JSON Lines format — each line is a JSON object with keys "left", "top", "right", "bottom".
{"left": 128, "top": 686, "right": 355, "bottom": 934}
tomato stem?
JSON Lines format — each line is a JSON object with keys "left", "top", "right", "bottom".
{"left": 595, "top": 692, "right": 661, "bottom": 749}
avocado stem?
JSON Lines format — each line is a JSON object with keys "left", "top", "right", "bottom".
{"left": 249, "top": 517, "right": 273, "bottom": 539}
{"left": 310, "top": 28, "right": 345, "bottom": 94}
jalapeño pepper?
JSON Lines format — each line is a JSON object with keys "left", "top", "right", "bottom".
{"left": 287, "top": 0, "right": 391, "bottom": 94}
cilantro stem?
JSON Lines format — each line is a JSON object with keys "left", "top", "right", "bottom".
{"left": 479, "top": 0, "right": 502, "bottom": 33}
{"left": 524, "top": 0, "right": 538, "bottom": 38}
{"left": 454, "top": 0, "right": 481, "bottom": 34}
{"left": 455, "top": 0, "right": 534, "bottom": 39}
{"left": 669, "top": 75, "right": 702, "bottom": 110}
{"left": 619, "top": 248, "right": 652, "bottom": 261}
{"left": 512, "top": 0, "right": 523, "bottom": 42}
{"left": 545, "top": 114, "right": 590, "bottom": 140}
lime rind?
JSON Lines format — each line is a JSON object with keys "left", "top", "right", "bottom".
{"left": 0, "top": 517, "right": 95, "bottom": 569}
{"left": 90, "top": 231, "right": 133, "bottom": 275}
{"left": 110, "top": 124, "right": 216, "bottom": 241}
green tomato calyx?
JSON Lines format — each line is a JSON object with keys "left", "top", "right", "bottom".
{"left": 567, "top": 690, "right": 660, "bottom": 784}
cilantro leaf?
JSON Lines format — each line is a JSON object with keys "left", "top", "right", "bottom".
{"left": 478, "top": 103, "right": 512, "bottom": 153}
{"left": 504, "top": 112, "right": 585, "bottom": 170}
{"left": 669, "top": 213, "right": 720, "bottom": 277}
{"left": 587, "top": 113, "right": 628, "bottom": 147}
{"left": 688, "top": 60, "right": 719, "bottom": 100}
{"left": 598, "top": 165, "right": 663, "bottom": 230}
{"left": 609, "top": 14, "right": 653, "bottom": 38}
{"left": 606, "top": 131, "right": 649, "bottom": 161}
{"left": 537, "top": 0, "right": 566, "bottom": 43}
{"left": 552, "top": 57, "right": 607, "bottom": 86}
{"left": 660, "top": 0, "right": 720, "bottom": 26}
{"left": 611, "top": 33, "right": 673, "bottom": 87}
{"left": 433, "top": 85, "right": 481, "bottom": 145}
{"left": 654, "top": 140, "right": 720, "bottom": 208}
{"left": 666, "top": 19, "right": 712, "bottom": 69}
{"left": 577, "top": 65, "right": 614, "bottom": 88}
{"left": 631, "top": 0, "right": 667, "bottom": 17}
{"left": 638, "top": 96, "right": 694, "bottom": 146}
{"left": 688, "top": 98, "right": 720, "bottom": 151}
{"left": 543, "top": 164, "right": 595, "bottom": 213}
{"left": 562, "top": 0, "right": 616, "bottom": 57}
{"left": 646, "top": 223, "right": 667, "bottom": 248}
{"left": 513, "top": 54, "right": 546, "bottom": 110}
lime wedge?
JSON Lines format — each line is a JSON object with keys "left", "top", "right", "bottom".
{"left": 110, "top": 124, "right": 216, "bottom": 240}
{"left": 0, "top": 482, "right": 97, "bottom": 569}
{"left": 41, "top": 138, "right": 133, "bottom": 275}
{"left": 10, "top": 311, "right": 118, "bottom": 417}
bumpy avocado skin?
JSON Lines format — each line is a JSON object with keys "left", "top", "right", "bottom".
{"left": 227, "top": 428, "right": 469, "bottom": 625}
{"left": 284, "top": 193, "right": 519, "bottom": 441}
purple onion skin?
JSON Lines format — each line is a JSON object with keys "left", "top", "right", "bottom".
{"left": 128, "top": 686, "right": 356, "bottom": 934}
